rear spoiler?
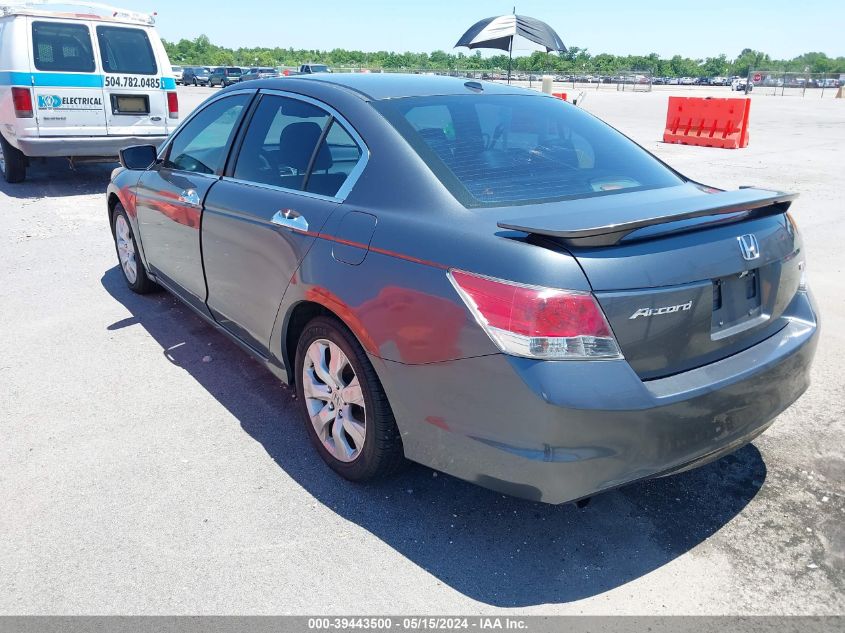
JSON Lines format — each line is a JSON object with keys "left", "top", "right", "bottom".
{"left": 497, "top": 188, "right": 798, "bottom": 247}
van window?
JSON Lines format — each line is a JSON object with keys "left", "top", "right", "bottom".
{"left": 96, "top": 26, "right": 157, "bottom": 75}
{"left": 32, "top": 21, "right": 95, "bottom": 73}
{"left": 164, "top": 94, "right": 250, "bottom": 175}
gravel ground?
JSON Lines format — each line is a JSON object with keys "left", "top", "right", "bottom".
{"left": 0, "top": 84, "right": 842, "bottom": 615}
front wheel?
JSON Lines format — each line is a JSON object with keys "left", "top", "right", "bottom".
{"left": 295, "top": 316, "right": 405, "bottom": 481}
{"left": 112, "top": 204, "right": 157, "bottom": 294}
{"left": 0, "top": 134, "right": 27, "bottom": 183}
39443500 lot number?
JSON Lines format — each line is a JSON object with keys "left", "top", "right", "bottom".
{"left": 104, "top": 76, "right": 161, "bottom": 88}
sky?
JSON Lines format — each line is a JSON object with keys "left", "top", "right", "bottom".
{"left": 110, "top": 0, "right": 843, "bottom": 60}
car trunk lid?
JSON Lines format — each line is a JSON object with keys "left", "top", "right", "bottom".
{"left": 497, "top": 184, "right": 803, "bottom": 379}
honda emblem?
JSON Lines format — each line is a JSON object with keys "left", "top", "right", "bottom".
{"left": 738, "top": 234, "right": 760, "bottom": 261}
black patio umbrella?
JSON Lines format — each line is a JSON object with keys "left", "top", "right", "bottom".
{"left": 454, "top": 12, "right": 566, "bottom": 83}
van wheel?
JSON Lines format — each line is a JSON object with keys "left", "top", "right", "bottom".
{"left": 0, "top": 135, "right": 27, "bottom": 183}
{"left": 295, "top": 316, "right": 405, "bottom": 481}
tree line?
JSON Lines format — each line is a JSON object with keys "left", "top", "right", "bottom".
{"left": 163, "top": 35, "right": 845, "bottom": 77}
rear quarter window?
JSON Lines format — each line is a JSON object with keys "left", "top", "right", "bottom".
{"left": 32, "top": 21, "right": 95, "bottom": 73}
{"left": 96, "top": 26, "right": 157, "bottom": 75}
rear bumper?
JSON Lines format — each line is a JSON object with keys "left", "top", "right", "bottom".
{"left": 13, "top": 135, "right": 168, "bottom": 158}
{"left": 374, "top": 291, "right": 819, "bottom": 504}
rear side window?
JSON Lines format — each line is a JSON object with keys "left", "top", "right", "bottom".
{"left": 233, "top": 95, "right": 363, "bottom": 198}
{"left": 164, "top": 94, "right": 250, "bottom": 175}
{"left": 32, "top": 21, "right": 95, "bottom": 73}
{"left": 96, "top": 26, "right": 157, "bottom": 75}
{"left": 376, "top": 94, "right": 683, "bottom": 207}
{"left": 234, "top": 95, "right": 329, "bottom": 191}
{"left": 306, "top": 121, "right": 363, "bottom": 197}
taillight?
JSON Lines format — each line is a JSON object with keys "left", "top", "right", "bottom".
{"left": 448, "top": 269, "right": 622, "bottom": 360}
{"left": 166, "top": 91, "right": 178, "bottom": 119}
{"left": 12, "top": 87, "right": 33, "bottom": 118}
{"left": 786, "top": 213, "right": 808, "bottom": 292}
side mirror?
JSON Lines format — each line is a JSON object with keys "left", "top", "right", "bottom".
{"left": 119, "top": 144, "right": 158, "bottom": 170}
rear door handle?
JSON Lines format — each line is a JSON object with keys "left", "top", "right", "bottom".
{"left": 271, "top": 208, "right": 309, "bottom": 233}
{"left": 178, "top": 189, "right": 200, "bottom": 206}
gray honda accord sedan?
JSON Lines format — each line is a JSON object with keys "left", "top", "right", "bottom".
{"left": 106, "top": 74, "right": 818, "bottom": 504}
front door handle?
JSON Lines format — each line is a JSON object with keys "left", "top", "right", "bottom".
{"left": 271, "top": 208, "right": 309, "bottom": 233}
{"left": 178, "top": 189, "right": 200, "bottom": 206}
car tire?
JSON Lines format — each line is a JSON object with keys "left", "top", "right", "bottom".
{"left": 111, "top": 204, "right": 157, "bottom": 294}
{"left": 0, "top": 134, "right": 27, "bottom": 183}
{"left": 295, "top": 315, "right": 405, "bottom": 481}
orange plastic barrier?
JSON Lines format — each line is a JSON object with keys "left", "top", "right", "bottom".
{"left": 663, "top": 96, "right": 751, "bottom": 149}
{"left": 552, "top": 92, "right": 567, "bottom": 101}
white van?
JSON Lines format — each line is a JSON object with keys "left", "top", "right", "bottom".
{"left": 0, "top": 1, "right": 178, "bottom": 182}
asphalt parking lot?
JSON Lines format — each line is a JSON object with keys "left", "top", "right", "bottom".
{"left": 1, "top": 84, "right": 843, "bottom": 615}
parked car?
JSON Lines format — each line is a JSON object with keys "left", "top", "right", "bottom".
{"left": 107, "top": 74, "right": 818, "bottom": 505}
{"left": 0, "top": 3, "right": 177, "bottom": 183}
{"left": 182, "top": 66, "right": 211, "bottom": 86}
{"left": 298, "top": 63, "right": 332, "bottom": 74}
{"left": 171, "top": 65, "right": 184, "bottom": 84}
{"left": 209, "top": 66, "right": 242, "bottom": 86}
{"left": 240, "top": 67, "right": 280, "bottom": 82}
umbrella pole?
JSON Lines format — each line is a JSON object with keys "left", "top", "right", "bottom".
{"left": 507, "top": 36, "right": 513, "bottom": 84}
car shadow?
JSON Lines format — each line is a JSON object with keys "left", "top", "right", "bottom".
{"left": 101, "top": 266, "right": 767, "bottom": 608}
{"left": 0, "top": 159, "right": 115, "bottom": 199}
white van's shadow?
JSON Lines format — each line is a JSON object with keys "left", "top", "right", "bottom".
{"left": 0, "top": 158, "right": 115, "bottom": 199}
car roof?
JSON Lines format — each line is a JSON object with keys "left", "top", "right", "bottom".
{"left": 249, "top": 73, "right": 534, "bottom": 101}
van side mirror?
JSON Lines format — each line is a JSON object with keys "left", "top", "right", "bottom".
{"left": 119, "top": 144, "right": 158, "bottom": 170}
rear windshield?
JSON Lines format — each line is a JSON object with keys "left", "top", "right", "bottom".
{"left": 375, "top": 94, "right": 683, "bottom": 207}
{"left": 96, "top": 26, "right": 157, "bottom": 75}
{"left": 227, "top": 67, "right": 242, "bottom": 75}
{"left": 32, "top": 21, "right": 95, "bottom": 73}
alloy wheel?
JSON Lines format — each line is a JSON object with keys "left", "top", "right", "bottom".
{"left": 114, "top": 214, "right": 138, "bottom": 284}
{"left": 302, "top": 338, "right": 366, "bottom": 462}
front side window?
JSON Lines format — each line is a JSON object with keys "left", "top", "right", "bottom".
{"left": 32, "top": 21, "right": 95, "bottom": 73}
{"left": 376, "top": 94, "right": 683, "bottom": 207}
{"left": 96, "top": 26, "right": 157, "bottom": 75}
{"left": 164, "top": 94, "right": 250, "bottom": 175}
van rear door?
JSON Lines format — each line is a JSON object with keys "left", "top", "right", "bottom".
{"left": 95, "top": 24, "right": 169, "bottom": 137}
{"left": 27, "top": 18, "right": 107, "bottom": 136}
